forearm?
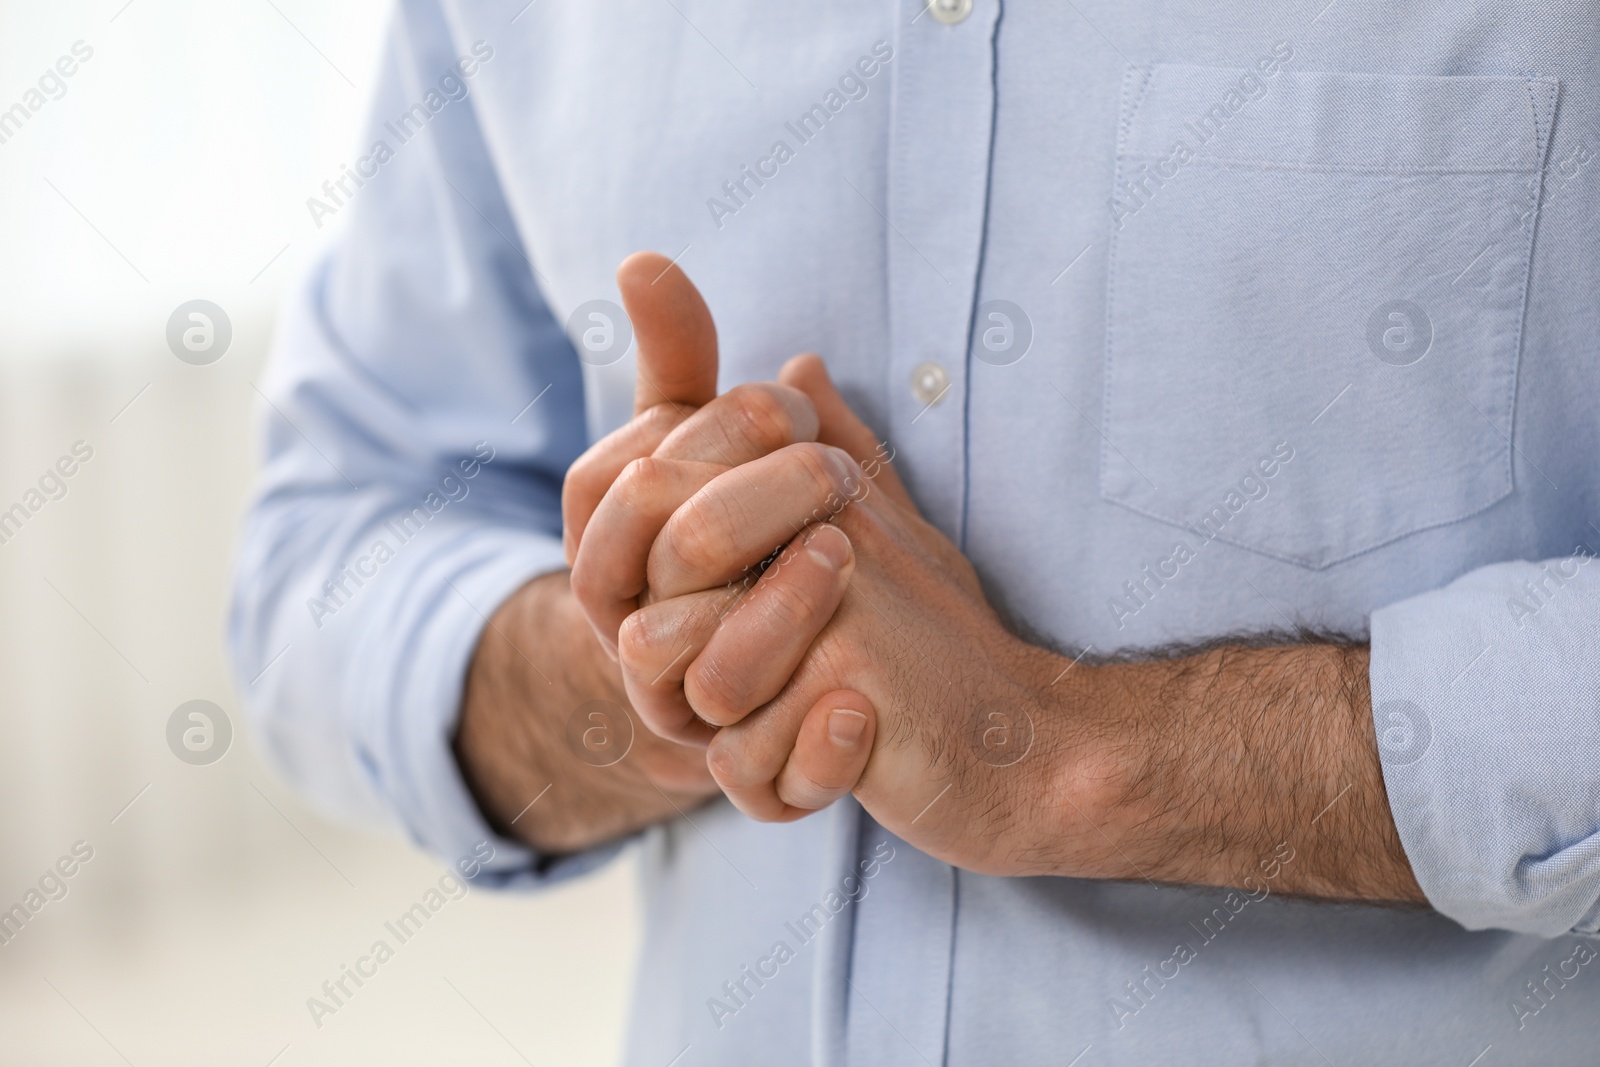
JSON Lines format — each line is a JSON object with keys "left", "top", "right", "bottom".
{"left": 1047, "top": 641, "right": 1424, "bottom": 903}
{"left": 454, "top": 569, "right": 714, "bottom": 855}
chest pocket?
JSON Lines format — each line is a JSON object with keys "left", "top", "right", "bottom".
{"left": 1101, "top": 63, "right": 1556, "bottom": 569}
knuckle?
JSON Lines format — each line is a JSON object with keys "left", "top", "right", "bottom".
{"left": 687, "top": 650, "right": 749, "bottom": 725}
{"left": 791, "top": 760, "right": 847, "bottom": 798}
{"left": 789, "top": 442, "right": 852, "bottom": 502}
{"left": 615, "top": 611, "right": 656, "bottom": 670}
{"left": 639, "top": 401, "right": 685, "bottom": 436}
{"left": 614, "top": 456, "right": 664, "bottom": 508}
{"left": 658, "top": 493, "right": 731, "bottom": 580}
{"left": 568, "top": 556, "right": 601, "bottom": 609}
{"left": 753, "top": 573, "right": 824, "bottom": 633}
{"left": 563, "top": 451, "right": 599, "bottom": 499}
{"left": 725, "top": 385, "right": 794, "bottom": 454}
{"left": 705, "top": 733, "right": 754, "bottom": 789}
{"left": 776, "top": 769, "right": 819, "bottom": 809}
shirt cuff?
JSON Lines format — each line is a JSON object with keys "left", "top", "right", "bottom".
{"left": 1370, "top": 553, "right": 1600, "bottom": 936}
{"left": 343, "top": 526, "right": 626, "bottom": 889}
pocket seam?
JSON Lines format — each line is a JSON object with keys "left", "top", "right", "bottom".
{"left": 1124, "top": 67, "right": 1554, "bottom": 173}
{"left": 1116, "top": 64, "right": 1155, "bottom": 155}
{"left": 1100, "top": 65, "right": 1153, "bottom": 518}
{"left": 1115, "top": 156, "right": 1540, "bottom": 177}
{"left": 1497, "top": 76, "right": 1561, "bottom": 510}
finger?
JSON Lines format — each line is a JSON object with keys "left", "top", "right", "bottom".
{"left": 654, "top": 382, "right": 819, "bottom": 466}
{"left": 617, "top": 587, "right": 738, "bottom": 746}
{"left": 571, "top": 456, "right": 728, "bottom": 655}
{"left": 779, "top": 353, "right": 912, "bottom": 508}
{"left": 565, "top": 383, "right": 820, "bottom": 568}
{"left": 562, "top": 403, "right": 689, "bottom": 565}
{"left": 617, "top": 251, "right": 719, "bottom": 417}
{"left": 685, "top": 523, "right": 855, "bottom": 727}
{"left": 627, "top": 728, "right": 719, "bottom": 793}
{"left": 707, "top": 688, "right": 876, "bottom": 821}
{"left": 777, "top": 691, "right": 876, "bottom": 812}
{"left": 647, "top": 442, "right": 865, "bottom": 600}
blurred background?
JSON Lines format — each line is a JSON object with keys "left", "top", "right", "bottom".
{"left": 0, "top": 2, "right": 635, "bottom": 1063}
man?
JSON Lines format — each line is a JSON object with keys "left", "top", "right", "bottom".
{"left": 230, "top": 0, "right": 1600, "bottom": 1062}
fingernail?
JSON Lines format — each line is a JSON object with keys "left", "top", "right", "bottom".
{"left": 827, "top": 708, "right": 867, "bottom": 747}
{"left": 806, "top": 525, "right": 851, "bottom": 571}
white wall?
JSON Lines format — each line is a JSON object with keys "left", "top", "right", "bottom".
{"left": 0, "top": 3, "right": 635, "bottom": 1063}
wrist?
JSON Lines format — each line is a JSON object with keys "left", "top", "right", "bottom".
{"left": 1032, "top": 648, "right": 1275, "bottom": 886}
{"left": 1023, "top": 646, "right": 1238, "bottom": 884}
{"left": 457, "top": 570, "right": 652, "bottom": 853}
{"left": 454, "top": 570, "right": 573, "bottom": 840}
{"left": 964, "top": 638, "right": 1138, "bottom": 879}
{"left": 1019, "top": 646, "right": 1151, "bottom": 880}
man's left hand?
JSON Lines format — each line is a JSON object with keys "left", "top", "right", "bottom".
{"left": 611, "top": 356, "right": 1425, "bottom": 902}
{"left": 613, "top": 353, "right": 1095, "bottom": 876}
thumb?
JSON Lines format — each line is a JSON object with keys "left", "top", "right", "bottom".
{"left": 617, "top": 251, "right": 719, "bottom": 416}
{"left": 779, "top": 353, "right": 912, "bottom": 508}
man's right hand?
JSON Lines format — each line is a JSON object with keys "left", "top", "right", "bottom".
{"left": 455, "top": 251, "right": 868, "bottom": 854}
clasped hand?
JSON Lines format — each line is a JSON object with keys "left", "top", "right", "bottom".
{"left": 562, "top": 253, "right": 1115, "bottom": 877}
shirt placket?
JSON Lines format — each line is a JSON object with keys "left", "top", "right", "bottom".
{"left": 839, "top": 3, "right": 999, "bottom": 1065}
{"left": 882, "top": 0, "right": 998, "bottom": 546}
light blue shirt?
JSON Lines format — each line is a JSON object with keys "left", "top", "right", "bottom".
{"left": 230, "top": 1, "right": 1600, "bottom": 1062}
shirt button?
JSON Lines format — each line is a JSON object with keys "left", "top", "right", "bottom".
{"left": 911, "top": 362, "right": 951, "bottom": 406}
{"left": 928, "top": 0, "right": 972, "bottom": 24}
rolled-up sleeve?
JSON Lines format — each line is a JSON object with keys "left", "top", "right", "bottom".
{"left": 227, "top": 0, "right": 620, "bottom": 888}
{"left": 1370, "top": 545, "right": 1600, "bottom": 936}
